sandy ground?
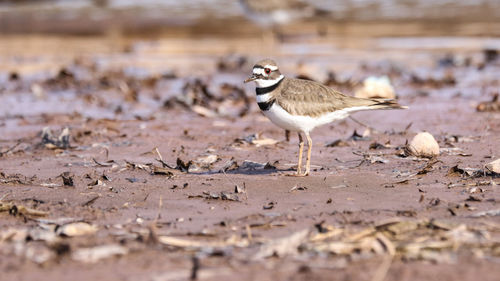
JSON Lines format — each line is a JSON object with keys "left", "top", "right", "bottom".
{"left": 0, "top": 35, "right": 499, "bottom": 281}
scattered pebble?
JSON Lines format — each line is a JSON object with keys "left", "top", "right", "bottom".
{"left": 354, "top": 76, "right": 396, "bottom": 99}
{"left": 485, "top": 158, "right": 500, "bottom": 174}
{"left": 408, "top": 132, "right": 440, "bottom": 158}
{"left": 56, "top": 222, "right": 98, "bottom": 237}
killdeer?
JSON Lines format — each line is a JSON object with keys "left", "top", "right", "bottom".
{"left": 244, "top": 59, "right": 408, "bottom": 176}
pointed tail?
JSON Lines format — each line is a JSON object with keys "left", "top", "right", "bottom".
{"left": 368, "top": 99, "right": 408, "bottom": 110}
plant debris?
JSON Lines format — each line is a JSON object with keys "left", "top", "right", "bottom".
{"left": 485, "top": 158, "right": 500, "bottom": 174}
{"left": 164, "top": 79, "right": 250, "bottom": 118}
{"left": 325, "top": 139, "right": 350, "bottom": 147}
{"left": 59, "top": 172, "right": 75, "bottom": 186}
{"left": 447, "top": 165, "right": 483, "bottom": 178}
{"left": 476, "top": 94, "right": 500, "bottom": 112}
{"left": 253, "top": 229, "right": 310, "bottom": 259}
{"left": 289, "top": 185, "right": 308, "bottom": 192}
{"left": 234, "top": 133, "right": 279, "bottom": 147}
{"left": 219, "top": 157, "right": 239, "bottom": 173}
{"left": 189, "top": 191, "right": 243, "bottom": 202}
{"left": 72, "top": 244, "right": 128, "bottom": 263}
{"left": 0, "top": 201, "right": 48, "bottom": 217}
{"left": 151, "top": 166, "right": 175, "bottom": 177}
{"left": 369, "top": 141, "right": 392, "bottom": 150}
{"left": 41, "top": 127, "right": 71, "bottom": 149}
{"left": 348, "top": 130, "right": 370, "bottom": 141}
{"left": 238, "top": 160, "right": 277, "bottom": 171}
{"left": 263, "top": 201, "right": 276, "bottom": 210}
{"left": 56, "top": 222, "right": 98, "bottom": 237}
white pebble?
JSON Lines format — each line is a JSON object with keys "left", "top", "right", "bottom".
{"left": 485, "top": 158, "right": 500, "bottom": 174}
{"left": 355, "top": 76, "right": 396, "bottom": 99}
{"left": 409, "top": 132, "right": 440, "bottom": 158}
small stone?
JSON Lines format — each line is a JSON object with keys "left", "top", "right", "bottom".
{"left": 354, "top": 76, "right": 396, "bottom": 99}
{"left": 485, "top": 158, "right": 500, "bottom": 174}
{"left": 56, "top": 222, "right": 98, "bottom": 237}
{"left": 408, "top": 132, "right": 440, "bottom": 158}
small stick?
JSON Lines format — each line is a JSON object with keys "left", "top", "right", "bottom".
{"left": 156, "top": 196, "right": 163, "bottom": 221}
{"left": 0, "top": 141, "right": 21, "bottom": 157}
{"left": 349, "top": 116, "right": 380, "bottom": 134}
{"left": 246, "top": 224, "right": 253, "bottom": 241}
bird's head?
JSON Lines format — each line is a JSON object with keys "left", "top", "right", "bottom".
{"left": 244, "top": 59, "right": 283, "bottom": 87}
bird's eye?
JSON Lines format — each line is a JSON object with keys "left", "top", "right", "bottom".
{"left": 264, "top": 68, "right": 271, "bottom": 74}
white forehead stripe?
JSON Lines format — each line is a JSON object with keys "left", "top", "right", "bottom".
{"left": 264, "top": 65, "right": 278, "bottom": 71}
{"left": 253, "top": 65, "right": 279, "bottom": 74}
{"left": 253, "top": 68, "right": 264, "bottom": 75}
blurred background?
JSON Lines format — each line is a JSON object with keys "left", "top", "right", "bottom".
{"left": 0, "top": 0, "right": 499, "bottom": 122}
{"left": 1, "top": 0, "right": 500, "bottom": 35}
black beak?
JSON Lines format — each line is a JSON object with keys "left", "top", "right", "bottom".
{"left": 244, "top": 74, "right": 258, "bottom": 83}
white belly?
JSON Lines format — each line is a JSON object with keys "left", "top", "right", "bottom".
{"left": 263, "top": 103, "right": 369, "bottom": 133}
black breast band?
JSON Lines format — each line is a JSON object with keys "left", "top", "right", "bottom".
{"left": 257, "top": 100, "right": 275, "bottom": 111}
{"left": 256, "top": 78, "right": 284, "bottom": 95}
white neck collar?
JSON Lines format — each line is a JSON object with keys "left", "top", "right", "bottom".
{"left": 255, "top": 75, "right": 284, "bottom": 88}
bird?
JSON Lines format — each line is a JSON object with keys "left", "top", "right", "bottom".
{"left": 244, "top": 59, "right": 408, "bottom": 176}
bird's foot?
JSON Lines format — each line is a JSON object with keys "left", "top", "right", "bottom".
{"left": 287, "top": 171, "right": 309, "bottom": 177}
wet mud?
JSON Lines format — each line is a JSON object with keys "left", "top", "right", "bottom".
{"left": 0, "top": 35, "right": 499, "bottom": 281}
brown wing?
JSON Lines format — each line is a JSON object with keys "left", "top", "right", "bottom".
{"left": 276, "top": 78, "right": 379, "bottom": 117}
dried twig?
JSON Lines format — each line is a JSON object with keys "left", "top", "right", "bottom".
{"left": 349, "top": 116, "right": 380, "bottom": 134}
{"left": 0, "top": 141, "right": 21, "bottom": 157}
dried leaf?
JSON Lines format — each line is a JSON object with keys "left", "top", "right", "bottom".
{"left": 263, "top": 201, "right": 275, "bottom": 210}
{"left": 151, "top": 166, "right": 174, "bottom": 177}
{"left": 349, "top": 130, "right": 370, "bottom": 141}
{"left": 325, "top": 139, "right": 350, "bottom": 147}
{"left": 0, "top": 202, "right": 48, "bottom": 217}
{"left": 220, "top": 192, "right": 240, "bottom": 202}
{"left": 289, "top": 185, "right": 308, "bottom": 192}
{"left": 41, "top": 127, "right": 71, "bottom": 149}
{"left": 176, "top": 158, "right": 193, "bottom": 173}
{"left": 239, "top": 160, "right": 276, "bottom": 171}
{"left": 369, "top": 142, "right": 390, "bottom": 150}
{"left": 485, "top": 158, "right": 500, "bottom": 174}
{"left": 56, "top": 222, "right": 98, "bottom": 237}
{"left": 60, "top": 172, "right": 74, "bottom": 186}
{"left": 235, "top": 133, "right": 278, "bottom": 147}
{"left": 471, "top": 209, "right": 500, "bottom": 217}
{"left": 192, "top": 105, "right": 217, "bottom": 117}
{"left": 219, "top": 157, "right": 239, "bottom": 172}
{"left": 158, "top": 235, "right": 248, "bottom": 248}
{"left": 476, "top": 94, "right": 500, "bottom": 112}
{"left": 253, "top": 229, "right": 309, "bottom": 259}
{"left": 234, "top": 183, "right": 246, "bottom": 194}
{"left": 195, "top": 154, "right": 220, "bottom": 168}
{"left": 251, "top": 137, "right": 278, "bottom": 146}
{"left": 381, "top": 221, "right": 419, "bottom": 236}
{"left": 72, "top": 244, "right": 128, "bottom": 263}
